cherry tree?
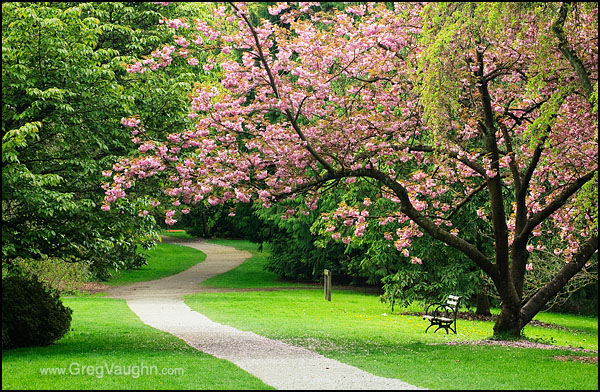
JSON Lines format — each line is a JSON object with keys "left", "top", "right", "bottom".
{"left": 103, "top": 2, "right": 598, "bottom": 337}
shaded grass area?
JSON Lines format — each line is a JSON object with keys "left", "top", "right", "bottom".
{"left": 1, "top": 296, "right": 273, "bottom": 390}
{"left": 200, "top": 239, "right": 315, "bottom": 289}
{"left": 530, "top": 312, "right": 598, "bottom": 335}
{"left": 103, "top": 242, "right": 206, "bottom": 286}
{"left": 522, "top": 312, "right": 598, "bottom": 349}
{"left": 184, "top": 238, "right": 598, "bottom": 390}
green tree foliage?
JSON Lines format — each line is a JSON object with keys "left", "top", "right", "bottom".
{"left": 254, "top": 194, "right": 354, "bottom": 283}
{"left": 309, "top": 178, "right": 493, "bottom": 308}
{"left": 176, "top": 201, "right": 265, "bottom": 240}
{"left": 1, "top": 2, "right": 212, "bottom": 277}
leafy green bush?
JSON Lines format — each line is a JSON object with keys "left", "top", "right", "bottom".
{"left": 266, "top": 228, "right": 352, "bottom": 282}
{"left": 13, "top": 258, "right": 92, "bottom": 294}
{"left": 2, "top": 275, "right": 72, "bottom": 349}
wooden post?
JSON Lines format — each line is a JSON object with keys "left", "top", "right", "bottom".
{"left": 324, "top": 269, "right": 331, "bottom": 301}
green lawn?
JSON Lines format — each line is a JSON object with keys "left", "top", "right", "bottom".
{"left": 1, "top": 296, "right": 273, "bottom": 390}
{"left": 184, "top": 238, "right": 598, "bottom": 390}
{"left": 3, "top": 234, "right": 596, "bottom": 390}
{"left": 159, "top": 230, "right": 196, "bottom": 239}
{"left": 103, "top": 241, "right": 205, "bottom": 286}
{"left": 200, "top": 239, "right": 315, "bottom": 289}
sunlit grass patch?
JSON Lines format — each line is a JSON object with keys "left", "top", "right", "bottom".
{"left": 103, "top": 242, "right": 205, "bottom": 286}
{"left": 185, "top": 238, "right": 598, "bottom": 390}
{"left": 1, "top": 296, "right": 273, "bottom": 390}
{"left": 185, "top": 288, "right": 597, "bottom": 390}
{"left": 200, "top": 239, "right": 314, "bottom": 289}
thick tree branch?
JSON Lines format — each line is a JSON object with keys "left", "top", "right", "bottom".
{"left": 230, "top": 2, "right": 336, "bottom": 174}
{"left": 229, "top": 2, "right": 280, "bottom": 99}
{"left": 513, "top": 133, "right": 549, "bottom": 242}
{"left": 355, "top": 168, "right": 498, "bottom": 280}
{"left": 520, "top": 133, "right": 548, "bottom": 198}
{"left": 552, "top": 2, "right": 594, "bottom": 99}
{"left": 405, "top": 145, "right": 488, "bottom": 177}
{"left": 476, "top": 49, "right": 512, "bottom": 287}
{"left": 498, "top": 123, "right": 522, "bottom": 188}
{"left": 520, "top": 235, "right": 598, "bottom": 327}
{"left": 283, "top": 166, "right": 498, "bottom": 279}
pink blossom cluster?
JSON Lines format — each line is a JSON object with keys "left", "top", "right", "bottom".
{"left": 121, "top": 117, "right": 140, "bottom": 128}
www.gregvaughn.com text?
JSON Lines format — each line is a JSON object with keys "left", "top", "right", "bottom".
{"left": 40, "top": 361, "right": 184, "bottom": 378}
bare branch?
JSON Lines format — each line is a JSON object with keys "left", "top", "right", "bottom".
{"left": 516, "top": 169, "right": 598, "bottom": 243}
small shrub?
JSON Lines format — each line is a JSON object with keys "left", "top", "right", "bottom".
{"left": 2, "top": 274, "right": 72, "bottom": 349}
{"left": 14, "top": 257, "right": 92, "bottom": 294}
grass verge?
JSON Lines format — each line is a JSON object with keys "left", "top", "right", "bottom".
{"left": 160, "top": 230, "right": 196, "bottom": 239}
{"left": 103, "top": 242, "right": 206, "bottom": 286}
{"left": 199, "top": 239, "right": 315, "bottom": 289}
{"left": 1, "top": 296, "right": 273, "bottom": 390}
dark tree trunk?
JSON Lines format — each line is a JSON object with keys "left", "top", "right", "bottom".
{"left": 493, "top": 302, "right": 523, "bottom": 337}
{"left": 201, "top": 207, "right": 208, "bottom": 238}
{"left": 490, "top": 271, "right": 525, "bottom": 337}
{"left": 475, "top": 291, "right": 492, "bottom": 316}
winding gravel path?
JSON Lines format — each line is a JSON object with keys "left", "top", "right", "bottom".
{"left": 106, "top": 237, "right": 423, "bottom": 390}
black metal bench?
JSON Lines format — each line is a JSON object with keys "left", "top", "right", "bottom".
{"left": 423, "top": 295, "right": 461, "bottom": 334}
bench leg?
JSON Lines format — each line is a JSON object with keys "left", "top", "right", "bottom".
{"left": 434, "top": 325, "right": 449, "bottom": 334}
{"left": 425, "top": 320, "right": 457, "bottom": 334}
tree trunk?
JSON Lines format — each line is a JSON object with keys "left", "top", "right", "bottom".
{"left": 491, "top": 273, "right": 525, "bottom": 337}
{"left": 201, "top": 208, "right": 208, "bottom": 238}
{"left": 475, "top": 291, "right": 492, "bottom": 316}
{"left": 493, "top": 302, "right": 523, "bottom": 337}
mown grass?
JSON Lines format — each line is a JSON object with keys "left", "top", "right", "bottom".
{"left": 185, "top": 289, "right": 597, "bottom": 390}
{"left": 160, "top": 230, "right": 196, "bottom": 239}
{"left": 200, "top": 239, "right": 314, "bottom": 289}
{"left": 5, "top": 234, "right": 594, "bottom": 390}
{"left": 103, "top": 242, "right": 205, "bottom": 286}
{"left": 184, "top": 238, "right": 598, "bottom": 390}
{"left": 1, "top": 296, "right": 273, "bottom": 390}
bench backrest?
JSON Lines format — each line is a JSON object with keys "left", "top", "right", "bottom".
{"left": 447, "top": 295, "right": 460, "bottom": 309}
{"left": 446, "top": 295, "right": 461, "bottom": 319}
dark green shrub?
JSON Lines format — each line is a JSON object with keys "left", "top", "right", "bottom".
{"left": 2, "top": 274, "right": 72, "bottom": 349}
{"left": 266, "top": 229, "right": 352, "bottom": 282}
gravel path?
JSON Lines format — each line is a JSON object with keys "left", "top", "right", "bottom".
{"left": 106, "top": 237, "right": 423, "bottom": 390}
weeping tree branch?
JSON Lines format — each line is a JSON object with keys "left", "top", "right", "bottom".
{"left": 552, "top": 2, "right": 594, "bottom": 99}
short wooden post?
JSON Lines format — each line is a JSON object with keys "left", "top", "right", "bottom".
{"left": 324, "top": 269, "right": 331, "bottom": 301}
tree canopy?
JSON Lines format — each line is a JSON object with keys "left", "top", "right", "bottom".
{"left": 102, "top": 2, "right": 596, "bottom": 336}
{"left": 2, "top": 2, "right": 214, "bottom": 276}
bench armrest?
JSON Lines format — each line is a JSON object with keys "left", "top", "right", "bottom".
{"left": 425, "top": 302, "right": 445, "bottom": 315}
